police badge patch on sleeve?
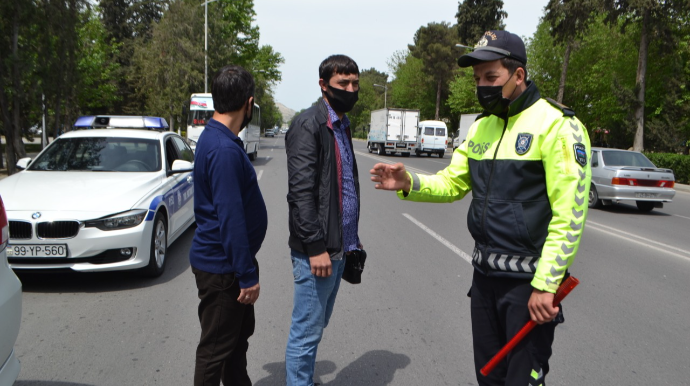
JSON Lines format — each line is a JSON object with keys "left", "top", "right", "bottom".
{"left": 573, "top": 143, "right": 587, "bottom": 167}
{"left": 515, "top": 133, "right": 533, "bottom": 155}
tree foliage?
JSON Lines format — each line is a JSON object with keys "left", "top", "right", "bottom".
{"left": 529, "top": 12, "right": 690, "bottom": 153}
{"left": 456, "top": 0, "right": 507, "bottom": 45}
{"left": 408, "top": 22, "right": 458, "bottom": 121}
{"left": 388, "top": 50, "right": 436, "bottom": 121}
{"left": 347, "top": 68, "right": 388, "bottom": 136}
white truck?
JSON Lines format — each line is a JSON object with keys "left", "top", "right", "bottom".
{"left": 367, "top": 108, "right": 420, "bottom": 157}
{"left": 452, "top": 113, "right": 481, "bottom": 151}
{"left": 186, "top": 93, "right": 261, "bottom": 160}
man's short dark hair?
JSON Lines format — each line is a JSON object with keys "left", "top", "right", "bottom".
{"left": 501, "top": 57, "right": 528, "bottom": 80}
{"left": 319, "top": 55, "right": 359, "bottom": 84}
{"left": 212, "top": 65, "right": 255, "bottom": 114}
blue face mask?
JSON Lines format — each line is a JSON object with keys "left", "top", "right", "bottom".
{"left": 476, "top": 71, "right": 516, "bottom": 116}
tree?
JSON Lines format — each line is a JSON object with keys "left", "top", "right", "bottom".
{"left": 76, "top": 5, "right": 122, "bottom": 114}
{"left": 544, "top": 0, "right": 600, "bottom": 103}
{"left": 129, "top": 0, "right": 202, "bottom": 130}
{"left": 456, "top": 0, "right": 507, "bottom": 45}
{"left": 408, "top": 22, "right": 458, "bottom": 120}
{"left": 447, "top": 67, "right": 482, "bottom": 117}
{"left": 388, "top": 50, "right": 436, "bottom": 120}
{"left": 347, "top": 68, "right": 388, "bottom": 136}
{"left": 603, "top": 0, "right": 689, "bottom": 151}
{"left": 100, "top": 0, "right": 167, "bottom": 114}
{"left": 528, "top": 12, "right": 690, "bottom": 152}
{"left": 129, "top": 0, "right": 283, "bottom": 131}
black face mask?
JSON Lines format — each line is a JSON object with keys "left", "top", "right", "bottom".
{"left": 241, "top": 103, "right": 252, "bottom": 129}
{"left": 325, "top": 85, "right": 358, "bottom": 113}
{"left": 476, "top": 72, "right": 516, "bottom": 116}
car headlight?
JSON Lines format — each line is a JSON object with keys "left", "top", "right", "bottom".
{"left": 86, "top": 210, "right": 148, "bottom": 231}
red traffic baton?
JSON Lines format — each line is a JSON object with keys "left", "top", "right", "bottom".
{"left": 480, "top": 276, "right": 580, "bottom": 377}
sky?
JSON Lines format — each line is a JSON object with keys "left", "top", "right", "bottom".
{"left": 253, "top": 0, "right": 550, "bottom": 112}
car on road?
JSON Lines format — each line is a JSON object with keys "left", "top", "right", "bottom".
{"left": 264, "top": 128, "right": 276, "bottom": 137}
{"left": 280, "top": 127, "right": 288, "bottom": 134}
{"left": 589, "top": 147, "right": 676, "bottom": 212}
{"left": 0, "top": 115, "right": 196, "bottom": 277}
{"left": 0, "top": 194, "right": 22, "bottom": 386}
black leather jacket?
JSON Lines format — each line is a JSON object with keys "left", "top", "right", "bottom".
{"left": 285, "top": 101, "right": 360, "bottom": 256}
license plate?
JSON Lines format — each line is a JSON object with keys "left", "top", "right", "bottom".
{"left": 7, "top": 244, "right": 68, "bottom": 258}
{"left": 635, "top": 193, "right": 658, "bottom": 199}
{"left": 396, "top": 143, "right": 406, "bottom": 148}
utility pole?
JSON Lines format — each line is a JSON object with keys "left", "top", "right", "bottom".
{"left": 373, "top": 84, "right": 387, "bottom": 109}
{"left": 201, "top": 0, "right": 219, "bottom": 93}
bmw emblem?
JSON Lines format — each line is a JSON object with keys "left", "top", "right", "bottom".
{"left": 32, "top": 212, "right": 41, "bottom": 219}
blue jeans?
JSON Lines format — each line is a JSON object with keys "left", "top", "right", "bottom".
{"left": 285, "top": 249, "right": 345, "bottom": 386}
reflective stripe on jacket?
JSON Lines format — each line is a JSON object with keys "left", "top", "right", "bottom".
{"left": 399, "top": 82, "right": 591, "bottom": 293}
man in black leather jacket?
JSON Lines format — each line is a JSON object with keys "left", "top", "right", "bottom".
{"left": 284, "top": 54, "right": 362, "bottom": 386}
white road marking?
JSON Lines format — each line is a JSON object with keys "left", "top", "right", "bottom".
{"left": 354, "top": 150, "right": 432, "bottom": 175}
{"left": 403, "top": 213, "right": 473, "bottom": 264}
{"left": 586, "top": 221, "right": 690, "bottom": 260}
{"left": 256, "top": 170, "right": 263, "bottom": 180}
{"left": 673, "top": 214, "right": 690, "bottom": 221}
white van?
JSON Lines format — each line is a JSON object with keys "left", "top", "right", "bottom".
{"left": 416, "top": 120, "right": 448, "bottom": 158}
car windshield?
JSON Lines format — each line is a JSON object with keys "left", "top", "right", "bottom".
{"left": 602, "top": 151, "right": 656, "bottom": 167}
{"left": 29, "top": 137, "right": 161, "bottom": 172}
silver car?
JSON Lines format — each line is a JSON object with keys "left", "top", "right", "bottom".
{"left": 589, "top": 147, "right": 676, "bottom": 212}
{"left": 0, "top": 194, "right": 22, "bottom": 385}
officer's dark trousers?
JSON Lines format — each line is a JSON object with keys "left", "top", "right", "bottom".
{"left": 193, "top": 267, "right": 255, "bottom": 386}
{"left": 471, "top": 270, "right": 560, "bottom": 386}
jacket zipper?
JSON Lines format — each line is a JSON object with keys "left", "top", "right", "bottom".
{"left": 480, "top": 115, "right": 509, "bottom": 266}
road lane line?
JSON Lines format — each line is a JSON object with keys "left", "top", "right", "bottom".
{"left": 354, "top": 151, "right": 432, "bottom": 175}
{"left": 674, "top": 214, "right": 690, "bottom": 221}
{"left": 586, "top": 220, "right": 690, "bottom": 256}
{"left": 256, "top": 170, "right": 263, "bottom": 180}
{"left": 403, "top": 213, "right": 473, "bottom": 264}
{"left": 586, "top": 222, "right": 690, "bottom": 260}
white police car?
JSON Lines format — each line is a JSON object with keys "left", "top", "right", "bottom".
{"left": 0, "top": 116, "right": 195, "bottom": 277}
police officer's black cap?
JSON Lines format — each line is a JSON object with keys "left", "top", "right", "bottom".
{"left": 457, "top": 30, "right": 527, "bottom": 68}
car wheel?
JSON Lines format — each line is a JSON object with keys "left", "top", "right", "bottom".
{"left": 143, "top": 212, "right": 167, "bottom": 277}
{"left": 438, "top": 151, "right": 444, "bottom": 158}
{"left": 377, "top": 145, "right": 385, "bottom": 156}
{"left": 588, "top": 184, "right": 602, "bottom": 208}
{"left": 415, "top": 149, "right": 421, "bottom": 157}
{"left": 367, "top": 143, "right": 372, "bottom": 153}
{"left": 249, "top": 149, "right": 257, "bottom": 161}
{"left": 636, "top": 201, "right": 655, "bottom": 212}
{"left": 402, "top": 152, "right": 410, "bottom": 157}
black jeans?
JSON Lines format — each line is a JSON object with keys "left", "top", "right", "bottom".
{"left": 470, "top": 270, "right": 561, "bottom": 386}
{"left": 193, "top": 267, "right": 256, "bottom": 386}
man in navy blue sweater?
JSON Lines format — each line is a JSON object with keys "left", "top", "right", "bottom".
{"left": 189, "top": 65, "right": 267, "bottom": 386}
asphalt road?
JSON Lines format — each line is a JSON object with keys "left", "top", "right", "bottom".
{"left": 13, "top": 136, "right": 690, "bottom": 385}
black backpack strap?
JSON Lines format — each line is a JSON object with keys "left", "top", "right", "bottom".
{"left": 544, "top": 97, "right": 576, "bottom": 117}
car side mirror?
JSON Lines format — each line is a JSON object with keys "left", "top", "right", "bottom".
{"left": 16, "top": 157, "right": 31, "bottom": 170}
{"left": 167, "top": 159, "right": 193, "bottom": 176}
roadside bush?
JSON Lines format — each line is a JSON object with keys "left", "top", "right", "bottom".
{"left": 645, "top": 153, "right": 690, "bottom": 185}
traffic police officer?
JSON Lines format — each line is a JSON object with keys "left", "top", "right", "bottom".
{"left": 370, "top": 30, "right": 591, "bottom": 386}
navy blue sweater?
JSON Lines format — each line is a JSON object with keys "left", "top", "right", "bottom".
{"left": 189, "top": 119, "right": 267, "bottom": 288}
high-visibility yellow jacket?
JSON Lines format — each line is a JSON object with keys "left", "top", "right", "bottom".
{"left": 399, "top": 82, "right": 591, "bottom": 293}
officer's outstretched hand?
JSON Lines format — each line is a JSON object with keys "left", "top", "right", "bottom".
{"left": 528, "top": 289, "right": 559, "bottom": 324}
{"left": 370, "top": 162, "right": 411, "bottom": 192}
